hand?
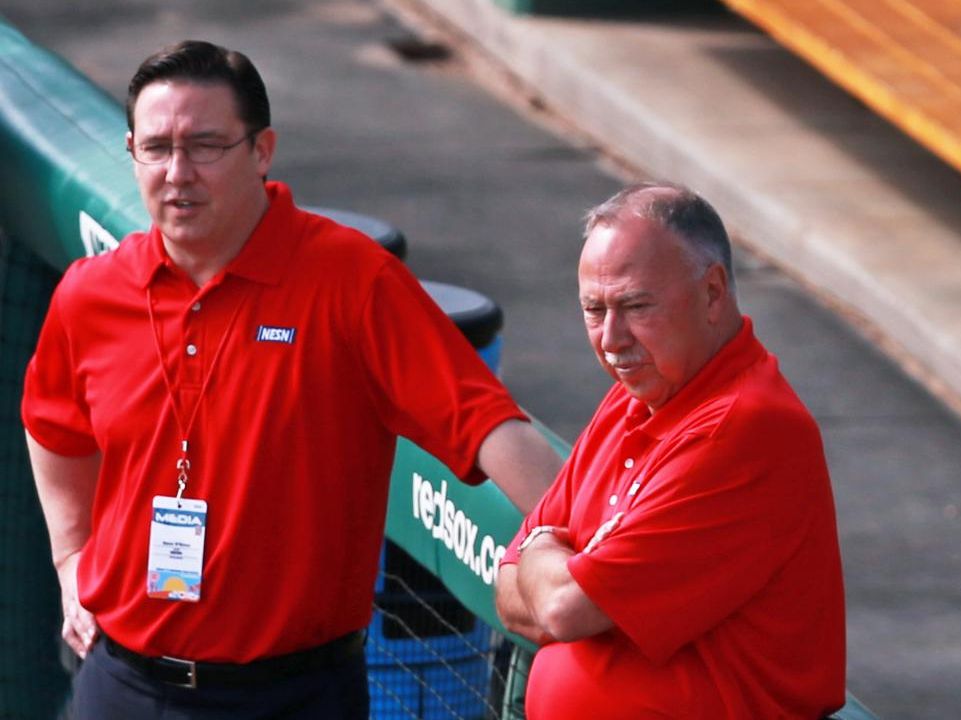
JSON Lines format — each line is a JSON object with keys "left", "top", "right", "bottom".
{"left": 584, "top": 512, "right": 624, "bottom": 554}
{"left": 55, "top": 551, "right": 98, "bottom": 658}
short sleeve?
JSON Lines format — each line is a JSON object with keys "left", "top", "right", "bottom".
{"left": 21, "top": 276, "right": 99, "bottom": 456}
{"left": 354, "top": 257, "right": 527, "bottom": 483}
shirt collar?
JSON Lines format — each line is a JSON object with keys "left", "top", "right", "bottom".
{"left": 133, "top": 181, "right": 299, "bottom": 289}
{"left": 635, "top": 316, "right": 765, "bottom": 439}
{"left": 131, "top": 227, "right": 168, "bottom": 289}
{"left": 223, "top": 181, "right": 299, "bottom": 285}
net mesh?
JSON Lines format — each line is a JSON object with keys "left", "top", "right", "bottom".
{"left": 369, "top": 541, "right": 531, "bottom": 719}
{"left": 0, "top": 232, "right": 72, "bottom": 719}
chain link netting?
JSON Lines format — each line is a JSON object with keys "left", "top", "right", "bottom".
{"left": 370, "top": 542, "right": 530, "bottom": 719}
{"left": 0, "top": 231, "right": 70, "bottom": 719}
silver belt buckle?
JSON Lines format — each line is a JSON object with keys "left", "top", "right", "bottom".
{"left": 161, "top": 655, "right": 198, "bottom": 688}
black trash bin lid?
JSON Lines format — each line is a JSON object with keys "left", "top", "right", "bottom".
{"left": 306, "top": 206, "right": 407, "bottom": 260}
{"left": 420, "top": 280, "right": 503, "bottom": 350}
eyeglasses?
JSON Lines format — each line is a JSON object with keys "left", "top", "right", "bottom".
{"left": 128, "top": 130, "right": 261, "bottom": 165}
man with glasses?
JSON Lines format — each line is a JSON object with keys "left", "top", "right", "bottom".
{"left": 22, "top": 40, "right": 560, "bottom": 718}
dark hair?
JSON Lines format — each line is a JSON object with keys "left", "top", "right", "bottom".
{"left": 126, "top": 40, "right": 270, "bottom": 134}
{"left": 584, "top": 182, "right": 736, "bottom": 293}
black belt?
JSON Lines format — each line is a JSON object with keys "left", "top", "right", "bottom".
{"left": 102, "top": 630, "right": 365, "bottom": 689}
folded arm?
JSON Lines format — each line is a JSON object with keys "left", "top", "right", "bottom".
{"left": 496, "top": 530, "right": 613, "bottom": 644}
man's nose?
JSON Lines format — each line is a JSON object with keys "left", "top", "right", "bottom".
{"left": 600, "top": 309, "right": 631, "bottom": 352}
{"left": 165, "top": 147, "right": 196, "bottom": 184}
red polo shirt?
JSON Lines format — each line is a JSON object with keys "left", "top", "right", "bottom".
{"left": 23, "top": 181, "right": 526, "bottom": 662}
{"left": 503, "top": 318, "right": 845, "bottom": 719}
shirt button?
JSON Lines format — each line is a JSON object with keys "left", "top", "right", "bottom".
{"left": 609, "top": 494, "right": 618, "bottom": 506}
{"left": 186, "top": 344, "right": 198, "bottom": 356}
{"left": 192, "top": 302, "right": 201, "bottom": 312}
{"left": 624, "top": 458, "right": 634, "bottom": 469}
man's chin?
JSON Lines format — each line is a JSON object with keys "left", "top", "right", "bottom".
{"left": 159, "top": 224, "right": 207, "bottom": 247}
{"left": 613, "top": 373, "right": 667, "bottom": 407}
{"left": 623, "top": 381, "right": 679, "bottom": 412}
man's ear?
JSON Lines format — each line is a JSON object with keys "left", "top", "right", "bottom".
{"left": 703, "top": 262, "right": 729, "bottom": 322}
{"left": 253, "top": 127, "right": 277, "bottom": 177}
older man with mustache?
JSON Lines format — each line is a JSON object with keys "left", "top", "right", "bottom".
{"left": 495, "top": 183, "right": 846, "bottom": 720}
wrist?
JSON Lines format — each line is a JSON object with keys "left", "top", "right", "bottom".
{"left": 518, "top": 525, "right": 556, "bottom": 552}
{"left": 518, "top": 525, "right": 570, "bottom": 552}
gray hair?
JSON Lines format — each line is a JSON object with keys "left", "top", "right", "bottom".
{"left": 584, "top": 182, "right": 736, "bottom": 294}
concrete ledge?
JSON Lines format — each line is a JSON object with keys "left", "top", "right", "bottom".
{"left": 405, "top": 0, "right": 961, "bottom": 410}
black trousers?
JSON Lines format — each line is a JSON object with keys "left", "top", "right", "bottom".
{"left": 64, "top": 638, "right": 370, "bottom": 719}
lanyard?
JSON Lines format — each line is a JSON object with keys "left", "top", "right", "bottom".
{"left": 146, "top": 284, "right": 247, "bottom": 502}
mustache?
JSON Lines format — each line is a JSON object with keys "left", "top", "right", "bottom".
{"left": 604, "top": 351, "right": 644, "bottom": 366}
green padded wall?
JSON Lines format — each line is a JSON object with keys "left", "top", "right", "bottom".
{"left": 0, "top": 19, "right": 148, "bottom": 273}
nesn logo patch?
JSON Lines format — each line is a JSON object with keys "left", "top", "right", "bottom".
{"left": 256, "top": 325, "right": 296, "bottom": 344}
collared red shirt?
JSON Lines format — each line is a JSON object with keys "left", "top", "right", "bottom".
{"left": 23, "top": 181, "right": 526, "bottom": 662}
{"left": 503, "top": 318, "right": 845, "bottom": 719}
